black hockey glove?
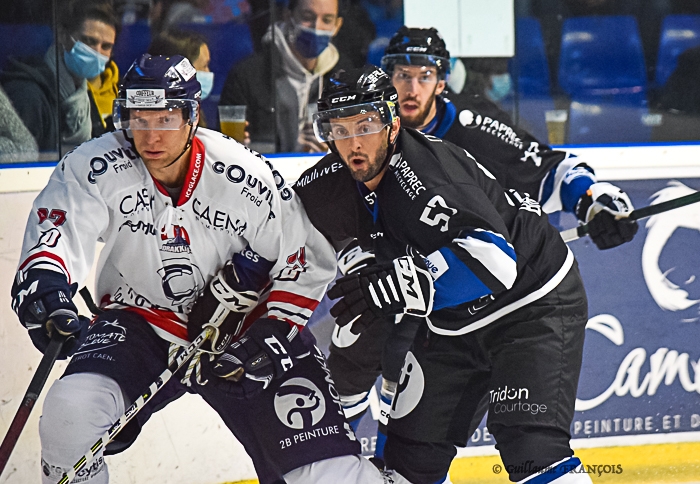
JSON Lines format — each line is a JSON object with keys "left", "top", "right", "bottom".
{"left": 188, "top": 262, "right": 259, "bottom": 354}
{"left": 11, "top": 269, "right": 89, "bottom": 359}
{"left": 336, "top": 239, "right": 376, "bottom": 275}
{"left": 201, "top": 318, "right": 310, "bottom": 399}
{"left": 328, "top": 256, "right": 435, "bottom": 335}
{"left": 576, "top": 182, "right": 639, "bottom": 250}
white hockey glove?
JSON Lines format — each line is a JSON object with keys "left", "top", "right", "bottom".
{"left": 575, "top": 182, "right": 639, "bottom": 250}
{"left": 188, "top": 263, "right": 259, "bottom": 354}
{"left": 337, "top": 239, "right": 376, "bottom": 275}
{"left": 328, "top": 256, "right": 434, "bottom": 334}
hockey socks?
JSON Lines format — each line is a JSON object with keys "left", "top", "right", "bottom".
{"left": 340, "top": 390, "right": 371, "bottom": 432}
{"left": 374, "top": 378, "right": 396, "bottom": 460}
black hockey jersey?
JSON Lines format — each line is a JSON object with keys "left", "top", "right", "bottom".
{"left": 428, "top": 94, "right": 594, "bottom": 215}
{"left": 294, "top": 129, "right": 576, "bottom": 335}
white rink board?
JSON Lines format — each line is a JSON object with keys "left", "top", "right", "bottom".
{"left": 1, "top": 144, "right": 699, "bottom": 484}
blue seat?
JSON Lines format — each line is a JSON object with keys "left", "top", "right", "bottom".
{"left": 0, "top": 23, "right": 53, "bottom": 71}
{"left": 655, "top": 15, "right": 700, "bottom": 87}
{"left": 511, "top": 17, "right": 551, "bottom": 96}
{"left": 558, "top": 16, "right": 647, "bottom": 98}
{"left": 567, "top": 93, "right": 651, "bottom": 144}
{"left": 179, "top": 21, "right": 254, "bottom": 98}
{"left": 112, "top": 21, "right": 151, "bottom": 74}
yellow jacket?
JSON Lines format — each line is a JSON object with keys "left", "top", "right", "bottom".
{"left": 87, "top": 60, "right": 120, "bottom": 127}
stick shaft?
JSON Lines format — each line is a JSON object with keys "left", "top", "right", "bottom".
{"left": 560, "top": 190, "right": 700, "bottom": 243}
{"left": 0, "top": 333, "right": 65, "bottom": 476}
{"left": 57, "top": 327, "right": 212, "bottom": 484}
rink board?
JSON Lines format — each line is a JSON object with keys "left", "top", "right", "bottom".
{"left": 1, "top": 143, "right": 699, "bottom": 483}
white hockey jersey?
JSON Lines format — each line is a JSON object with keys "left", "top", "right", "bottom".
{"left": 15, "top": 128, "right": 337, "bottom": 345}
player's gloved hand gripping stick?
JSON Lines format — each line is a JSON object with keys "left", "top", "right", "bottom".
{"left": 562, "top": 189, "right": 700, "bottom": 243}
{"left": 2, "top": 272, "right": 93, "bottom": 477}
{"left": 59, "top": 261, "right": 264, "bottom": 483}
{"left": 56, "top": 325, "right": 215, "bottom": 484}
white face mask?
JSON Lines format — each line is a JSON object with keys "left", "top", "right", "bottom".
{"left": 197, "top": 71, "right": 214, "bottom": 100}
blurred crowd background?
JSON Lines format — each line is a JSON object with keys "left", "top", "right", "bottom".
{"left": 2, "top": 0, "right": 700, "bottom": 161}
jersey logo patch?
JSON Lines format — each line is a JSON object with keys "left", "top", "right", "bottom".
{"left": 391, "top": 351, "right": 425, "bottom": 420}
{"left": 274, "top": 378, "right": 326, "bottom": 429}
{"left": 419, "top": 195, "right": 457, "bottom": 232}
{"left": 520, "top": 142, "right": 543, "bottom": 167}
{"left": 160, "top": 225, "right": 191, "bottom": 254}
{"left": 459, "top": 109, "right": 483, "bottom": 129}
{"left": 275, "top": 247, "right": 308, "bottom": 281}
{"left": 29, "top": 228, "right": 62, "bottom": 251}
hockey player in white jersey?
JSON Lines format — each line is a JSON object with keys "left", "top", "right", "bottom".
{"left": 10, "top": 54, "right": 395, "bottom": 484}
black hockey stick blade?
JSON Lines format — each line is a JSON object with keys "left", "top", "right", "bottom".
{"left": 78, "top": 287, "right": 103, "bottom": 316}
{"left": 561, "top": 190, "right": 700, "bottom": 243}
{"left": 0, "top": 332, "right": 66, "bottom": 476}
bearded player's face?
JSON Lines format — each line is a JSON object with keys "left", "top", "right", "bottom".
{"left": 392, "top": 64, "right": 445, "bottom": 129}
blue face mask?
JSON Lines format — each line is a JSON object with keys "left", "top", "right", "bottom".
{"left": 197, "top": 71, "right": 214, "bottom": 100}
{"left": 290, "top": 21, "right": 334, "bottom": 59}
{"left": 63, "top": 39, "right": 109, "bottom": 79}
{"left": 486, "top": 73, "right": 513, "bottom": 102}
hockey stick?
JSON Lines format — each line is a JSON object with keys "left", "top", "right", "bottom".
{"left": 560, "top": 190, "right": 700, "bottom": 243}
{"left": 0, "top": 331, "right": 66, "bottom": 476}
{"left": 57, "top": 326, "right": 214, "bottom": 484}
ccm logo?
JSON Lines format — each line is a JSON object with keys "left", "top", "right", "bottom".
{"left": 331, "top": 95, "right": 356, "bottom": 103}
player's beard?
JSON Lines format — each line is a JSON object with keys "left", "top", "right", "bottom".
{"left": 346, "top": 133, "right": 390, "bottom": 183}
{"left": 400, "top": 84, "right": 439, "bottom": 129}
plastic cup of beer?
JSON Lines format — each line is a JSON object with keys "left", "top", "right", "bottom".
{"left": 218, "top": 105, "right": 247, "bottom": 143}
{"left": 545, "top": 109, "right": 568, "bottom": 145}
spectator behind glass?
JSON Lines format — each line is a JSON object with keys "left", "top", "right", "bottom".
{"left": 220, "top": 0, "right": 351, "bottom": 153}
{"left": 332, "top": 0, "right": 376, "bottom": 68}
{"left": 0, "top": 85, "right": 39, "bottom": 162}
{"left": 150, "top": 0, "right": 211, "bottom": 32}
{"left": 147, "top": 29, "right": 213, "bottom": 127}
{"left": 0, "top": 0, "right": 117, "bottom": 154}
{"left": 457, "top": 58, "right": 513, "bottom": 105}
{"left": 652, "top": 45, "right": 700, "bottom": 141}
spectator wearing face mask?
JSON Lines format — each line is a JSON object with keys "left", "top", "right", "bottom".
{"left": 219, "top": 0, "right": 352, "bottom": 153}
{"left": 453, "top": 58, "right": 514, "bottom": 106}
{"left": 148, "top": 29, "right": 213, "bottom": 127}
{"left": 0, "top": 0, "right": 118, "bottom": 153}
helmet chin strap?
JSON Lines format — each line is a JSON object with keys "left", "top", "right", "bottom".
{"left": 161, "top": 123, "right": 199, "bottom": 170}
{"left": 376, "top": 124, "right": 398, "bottom": 175}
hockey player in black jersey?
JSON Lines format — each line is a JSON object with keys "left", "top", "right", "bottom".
{"left": 307, "top": 26, "right": 640, "bottom": 467}
{"left": 295, "top": 65, "right": 594, "bottom": 483}
{"left": 382, "top": 26, "right": 638, "bottom": 251}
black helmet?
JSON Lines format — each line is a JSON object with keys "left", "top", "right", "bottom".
{"left": 381, "top": 26, "right": 451, "bottom": 79}
{"left": 113, "top": 54, "right": 201, "bottom": 131}
{"left": 314, "top": 65, "right": 399, "bottom": 143}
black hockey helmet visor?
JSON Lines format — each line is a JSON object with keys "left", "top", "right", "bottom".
{"left": 381, "top": 54, "right": 450, "bottom": 82}
{"left": 381, "top": 26, "right": 451, "bottom": 79}
{"left": 313, "top": 100, "right": 397, "bottom": 142}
